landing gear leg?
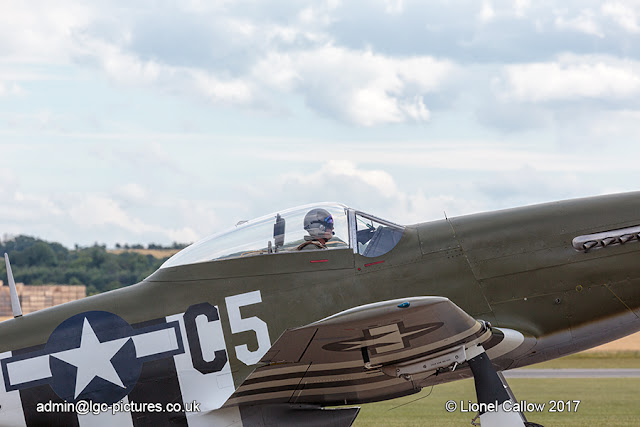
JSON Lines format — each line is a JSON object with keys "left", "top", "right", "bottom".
{"left": 466, "top": 346, "right": 536, "bottom": 427}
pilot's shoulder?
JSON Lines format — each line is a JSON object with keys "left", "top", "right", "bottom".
{"left": 325, "top": 239, "right": 347, "bottom": 248}
{"left": 297, "top": 241, "right": 326, "bottom": 250}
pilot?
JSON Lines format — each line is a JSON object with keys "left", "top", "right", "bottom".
{"left": 297, "top": 208, "right": 334, "bottom": 250}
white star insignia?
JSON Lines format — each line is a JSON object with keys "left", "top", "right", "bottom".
{"left": 51, "top": 317, "right": 130, "bottom": 398}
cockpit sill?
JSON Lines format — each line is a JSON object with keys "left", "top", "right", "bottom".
{"left": 161, "top": 202, "right": 405, "bottom": 269}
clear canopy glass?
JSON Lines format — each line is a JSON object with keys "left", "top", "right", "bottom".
{"left": 354, "top": 213, "right": 404, "bottom": 257}
{"left": 161, "top": 203, "right": 406, "bottom": 269}
{"left": 161, "top": 203, "right": 350, "bottom": 268}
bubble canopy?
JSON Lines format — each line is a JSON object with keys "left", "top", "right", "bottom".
{"left": 161, "top": 203, "right": 404, "bottom": 269}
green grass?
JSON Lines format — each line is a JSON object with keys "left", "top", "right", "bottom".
{"left": 354, "top": 378, "right": 640, "bottom": 426}
{"left": 530, "top": 351, "right": 640, "bottom": 369}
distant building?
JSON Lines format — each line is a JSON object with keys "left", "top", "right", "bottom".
{"left": 0, "top": 280, "right": 86, "bottom": 320}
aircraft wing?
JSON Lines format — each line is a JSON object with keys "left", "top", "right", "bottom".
{"left": 225, "top": 296, "right": 493, "bottom": 408}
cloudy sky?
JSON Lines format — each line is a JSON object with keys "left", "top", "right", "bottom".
{"left": 2, "top": 0, "right": 640, "bottom": 248}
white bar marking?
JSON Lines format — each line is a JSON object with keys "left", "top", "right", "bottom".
{"left": 0, "top": 351, "right": 27, "bottom": 427}
{"left": 131, "top": 328, "right": 179, "bottom": 358}
{"left": 6, "top": 354, "right": 51, "bottom": 386}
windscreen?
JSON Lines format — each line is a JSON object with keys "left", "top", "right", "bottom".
{"left": 162, "top": 203, "right": 349, "bottom": 268}
{"left": 355, "top": 213, "right": 404, "bottom": 257}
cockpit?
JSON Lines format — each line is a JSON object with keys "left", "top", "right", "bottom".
{"left": 161, "top": 203, "right": 405, "bottom": 269}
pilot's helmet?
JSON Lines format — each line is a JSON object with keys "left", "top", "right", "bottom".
{"left": 303, "top": 208, "right": 334, "bottom": 240}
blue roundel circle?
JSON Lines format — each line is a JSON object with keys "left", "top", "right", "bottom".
{"left": 44, "top": 311, "right": 142, "bottom": 404}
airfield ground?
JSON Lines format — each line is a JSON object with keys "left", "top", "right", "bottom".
{"left": 353, "top": 376, "right": 640, "bottom": 426}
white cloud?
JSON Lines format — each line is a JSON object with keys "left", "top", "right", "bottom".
{"left": 0, "top": 0, "right": 94, "bottom": 63}
{"left": 1, "top": 190, "right": 64, "bottom": 224}
{"left": 497, "top": 55, "right": 640, "bottom": 102}
{"left": 69, "top": 195, "right": 140, "bottom": 231}
{"left": 191, "top": 70, "right": 254, "bottom": 105}
{"left": 88, "top": 40, "right": 162, "bottom": 86}
{"left": 118, "top": 183, "right": 148, "bottom": 203}
{"left": 80, "top": 37, "right": 256, "bottom": 107}
{"left": 253, "top": 46, "right": 455, "bottom": 125}
{"left": 513, "top": 0, "right": 531, "bottom": 18}
{"left": 556, "top": 109, "right": 640, "bottom": 145}
{"left": 298, "top": 1, "right": 341, "bottom": 27}
{"left": 15, "top": 36, "right": 446, "bottom": 126}
{"left": 67, "top": 194, "right": 201, "bottom": 244}
{"left": 603, "top": 1, "right": 640, "bottom": 33}
{"left": 479, "top": 0, "right": 496, "bottom": 23}
{"left": 276, "top": 160, "right": 422, "bottom": 223}
{"left": 0, "top": 82, "right": 23, "bottom": 97}
{"left": 0, "top": 172, "right": 234, "bottom": 246}
{"left": 179, "top": 0, "right": 236, "bottom": 14}
{"left": 324, "top": 160, "right": 399, "bottom": 196}
{"left": 397, "top": 192, "right": 486, "bottom": 225}
{"left": 382, "top": 0, "right": 404, "bottom": 15}
{"left": 347, "top": 88, "right": 405, "bottom": 125}
{"left": 399, "top": 96, "right": 430, "bottom": 121}
{"left": 2, "top": 1, "right": 454, "bottom": 127}
{"left": 555, "top": 9, "right": 603, "bottom": 37}
{"left": 251, "top": 52, "right": 300, "bottom": 91}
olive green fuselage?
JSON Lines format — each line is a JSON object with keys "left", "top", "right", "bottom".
{"left": 2, "top": 192, "right": 640, "bottom": 389}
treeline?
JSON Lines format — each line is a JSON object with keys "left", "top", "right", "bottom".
{"left": 0, "top": 235, "right": 175, "bottom": 295}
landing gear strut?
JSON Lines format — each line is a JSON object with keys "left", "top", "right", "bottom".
{"left": 466, "top": 346, "right": 543, "bottom": 427}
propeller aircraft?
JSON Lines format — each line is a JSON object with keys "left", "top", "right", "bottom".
{"left": 1, "top": 192, "right": 640, "bottom": 426}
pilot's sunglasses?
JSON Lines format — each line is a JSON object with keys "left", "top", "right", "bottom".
{"left": 312, "top": 216, "right": 334, "bottom": 228}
